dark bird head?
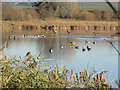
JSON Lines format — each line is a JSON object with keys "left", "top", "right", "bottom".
{"left": 93, "top": 42, "right": 96, "bottom": 44}
{"left": 82, "top": 47, "right": 86, "bottom": 52}
{"left": 75, "top": 46, "right": 80, "bottom": 49}
{"left": 26, "top": 52, "right": 31, "bottom": 56}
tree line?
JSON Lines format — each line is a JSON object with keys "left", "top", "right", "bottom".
{"left": 2, "top": 2, "right": 118, "bottom": 21}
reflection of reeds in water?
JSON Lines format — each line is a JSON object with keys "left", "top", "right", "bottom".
{"left": 0, "top": 39, "right": 13, "bottom": 51}
{"left": 0, "top": 42, "right": 8, "bottom": 51}
{"left": 115, "top": 80, "right": 120, "bottom": 88}
{"left": 104, "top": 39, "right": 120, "bottom": 55}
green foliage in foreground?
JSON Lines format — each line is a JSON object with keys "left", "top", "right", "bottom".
{"left": 0, "top": 52, "right": 114, "bottom": 88}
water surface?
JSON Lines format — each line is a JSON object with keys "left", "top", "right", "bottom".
{"left": 3, "top": 35, "right": 118, "bottom": 87}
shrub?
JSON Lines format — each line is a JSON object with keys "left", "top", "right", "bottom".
{"left": 55, "top": 7, "right": 71, "bottom": 19}
{"left": 79, "top": 10, "right": 96, "bottom": 20}
{"left": 2, "top": 4, "right": 23, "bottom": 21}
{"left": 2, "top": 3, "right": 39, "bottom": 21}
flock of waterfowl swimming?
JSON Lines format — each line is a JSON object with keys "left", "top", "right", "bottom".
{"left": 7, "top": 34, "right": 96, "bottom": 54}
{"left": 8, "top": 34, "right": 46, "bottom": 40}
{"left": 49, "top": 40, "right": 96, "bottom": 53}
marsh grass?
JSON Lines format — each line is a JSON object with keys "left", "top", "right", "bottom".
{"left": 0, "top": 51, "right": 114, "bottom": 89}
{"left": 0, "top": 43, "right": 116, "bottom": 88}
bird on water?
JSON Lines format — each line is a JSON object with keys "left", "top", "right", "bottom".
{"left": 26, "top": 52, "right": 31, "bottom": 56}
{"left": 49, "top": 48, "right": 53, "bottom": 53}
{"left": 60, "top": 45, "right": 64, "bottom": 49}
{"left": 82, "top": 47, "right": 86, "bottom": 52}
{"left": 67, "top": 30, "right": 71, "bottom": 34}
{"left": 87, "top": 46, "right": 91, "bottom": 51}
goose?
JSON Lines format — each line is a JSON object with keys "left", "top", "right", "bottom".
{"left": 93, "top": 41, "right": 96, "bottom": 44}
{"left": 84, "top": 40, "right": 90, "bottom": 45}
{"left": 75, "top": 46, "right": 80, "bottom": 49}
{"left": 8, "top": 36, "right": 11, "bottom": 39}
{"left": 49, "top": 48, "right": 53, "bottom": 53}
{"left": 87, "top": 46, "right": 91, "bottom": 51}
{"left": 53, "top": 30, "right": 57, "bottom": 34}
{"left": 14, "top": 36, "right": 17, "bottom": 40}
{"left": 67, "top": 30, "right": 71, "bottom": 34}
{"left": 82, "top": 47, "right": 86, "bottom": 52}
{"left": 26, "top": 52, "right": 31, "bottom": 56}
{"left": 60, "top": 45, "right": 64, "bottom": 49}
{"left": 41, "top": 34, "right": 46, "bottom": 37}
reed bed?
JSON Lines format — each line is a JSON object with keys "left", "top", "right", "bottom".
{"left": 0, "top": 50, "right": 116, "bottom": 89}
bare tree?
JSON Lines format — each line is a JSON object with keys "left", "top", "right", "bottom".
{"left": 105, "top": 0, "right": 120, "bottom": 19}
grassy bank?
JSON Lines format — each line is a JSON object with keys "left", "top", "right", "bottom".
{"left": 1, "top": 51, "right": 117, "bottom": 88}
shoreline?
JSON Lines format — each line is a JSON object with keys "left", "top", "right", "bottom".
{"left": 2, "top": 19, "right": 119, "bottom": 37}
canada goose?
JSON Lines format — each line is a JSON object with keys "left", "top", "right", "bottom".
{"left": 53, "top": 30, "right": 57, "bottom": 34}
{"left": 82, "top": 47, "right": 86, "bottom": 52}
{"left": 26, "top": 52, "right": 31, "bottom": 56}
{"left": 75, "top": 46, "right": 80, "bottom": 49}
{"left": 93, "top": 41, "right": 96, "bottom": 44}
{"left": 41, "top": 34, "right": 46, "bottom": 37}
{"left": 84, "top": 40, "right": 90, "bottom": 45}
{"left": 87, "top": 46, "right": 91, "bottom": 51}
{"left": 60, "top": 45, "right": 64, "bottom": 49}
{"left": 67, "top": 30, "right": 71, "bottom": 34}
{"left": 49, "top": 48, "right": 53, "bottom": 53}
{"left": 8, "top": 36, "right": 11, "bottom": 39}
{"left": 14, "top": 36, "right": 17, "bottom": 40}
